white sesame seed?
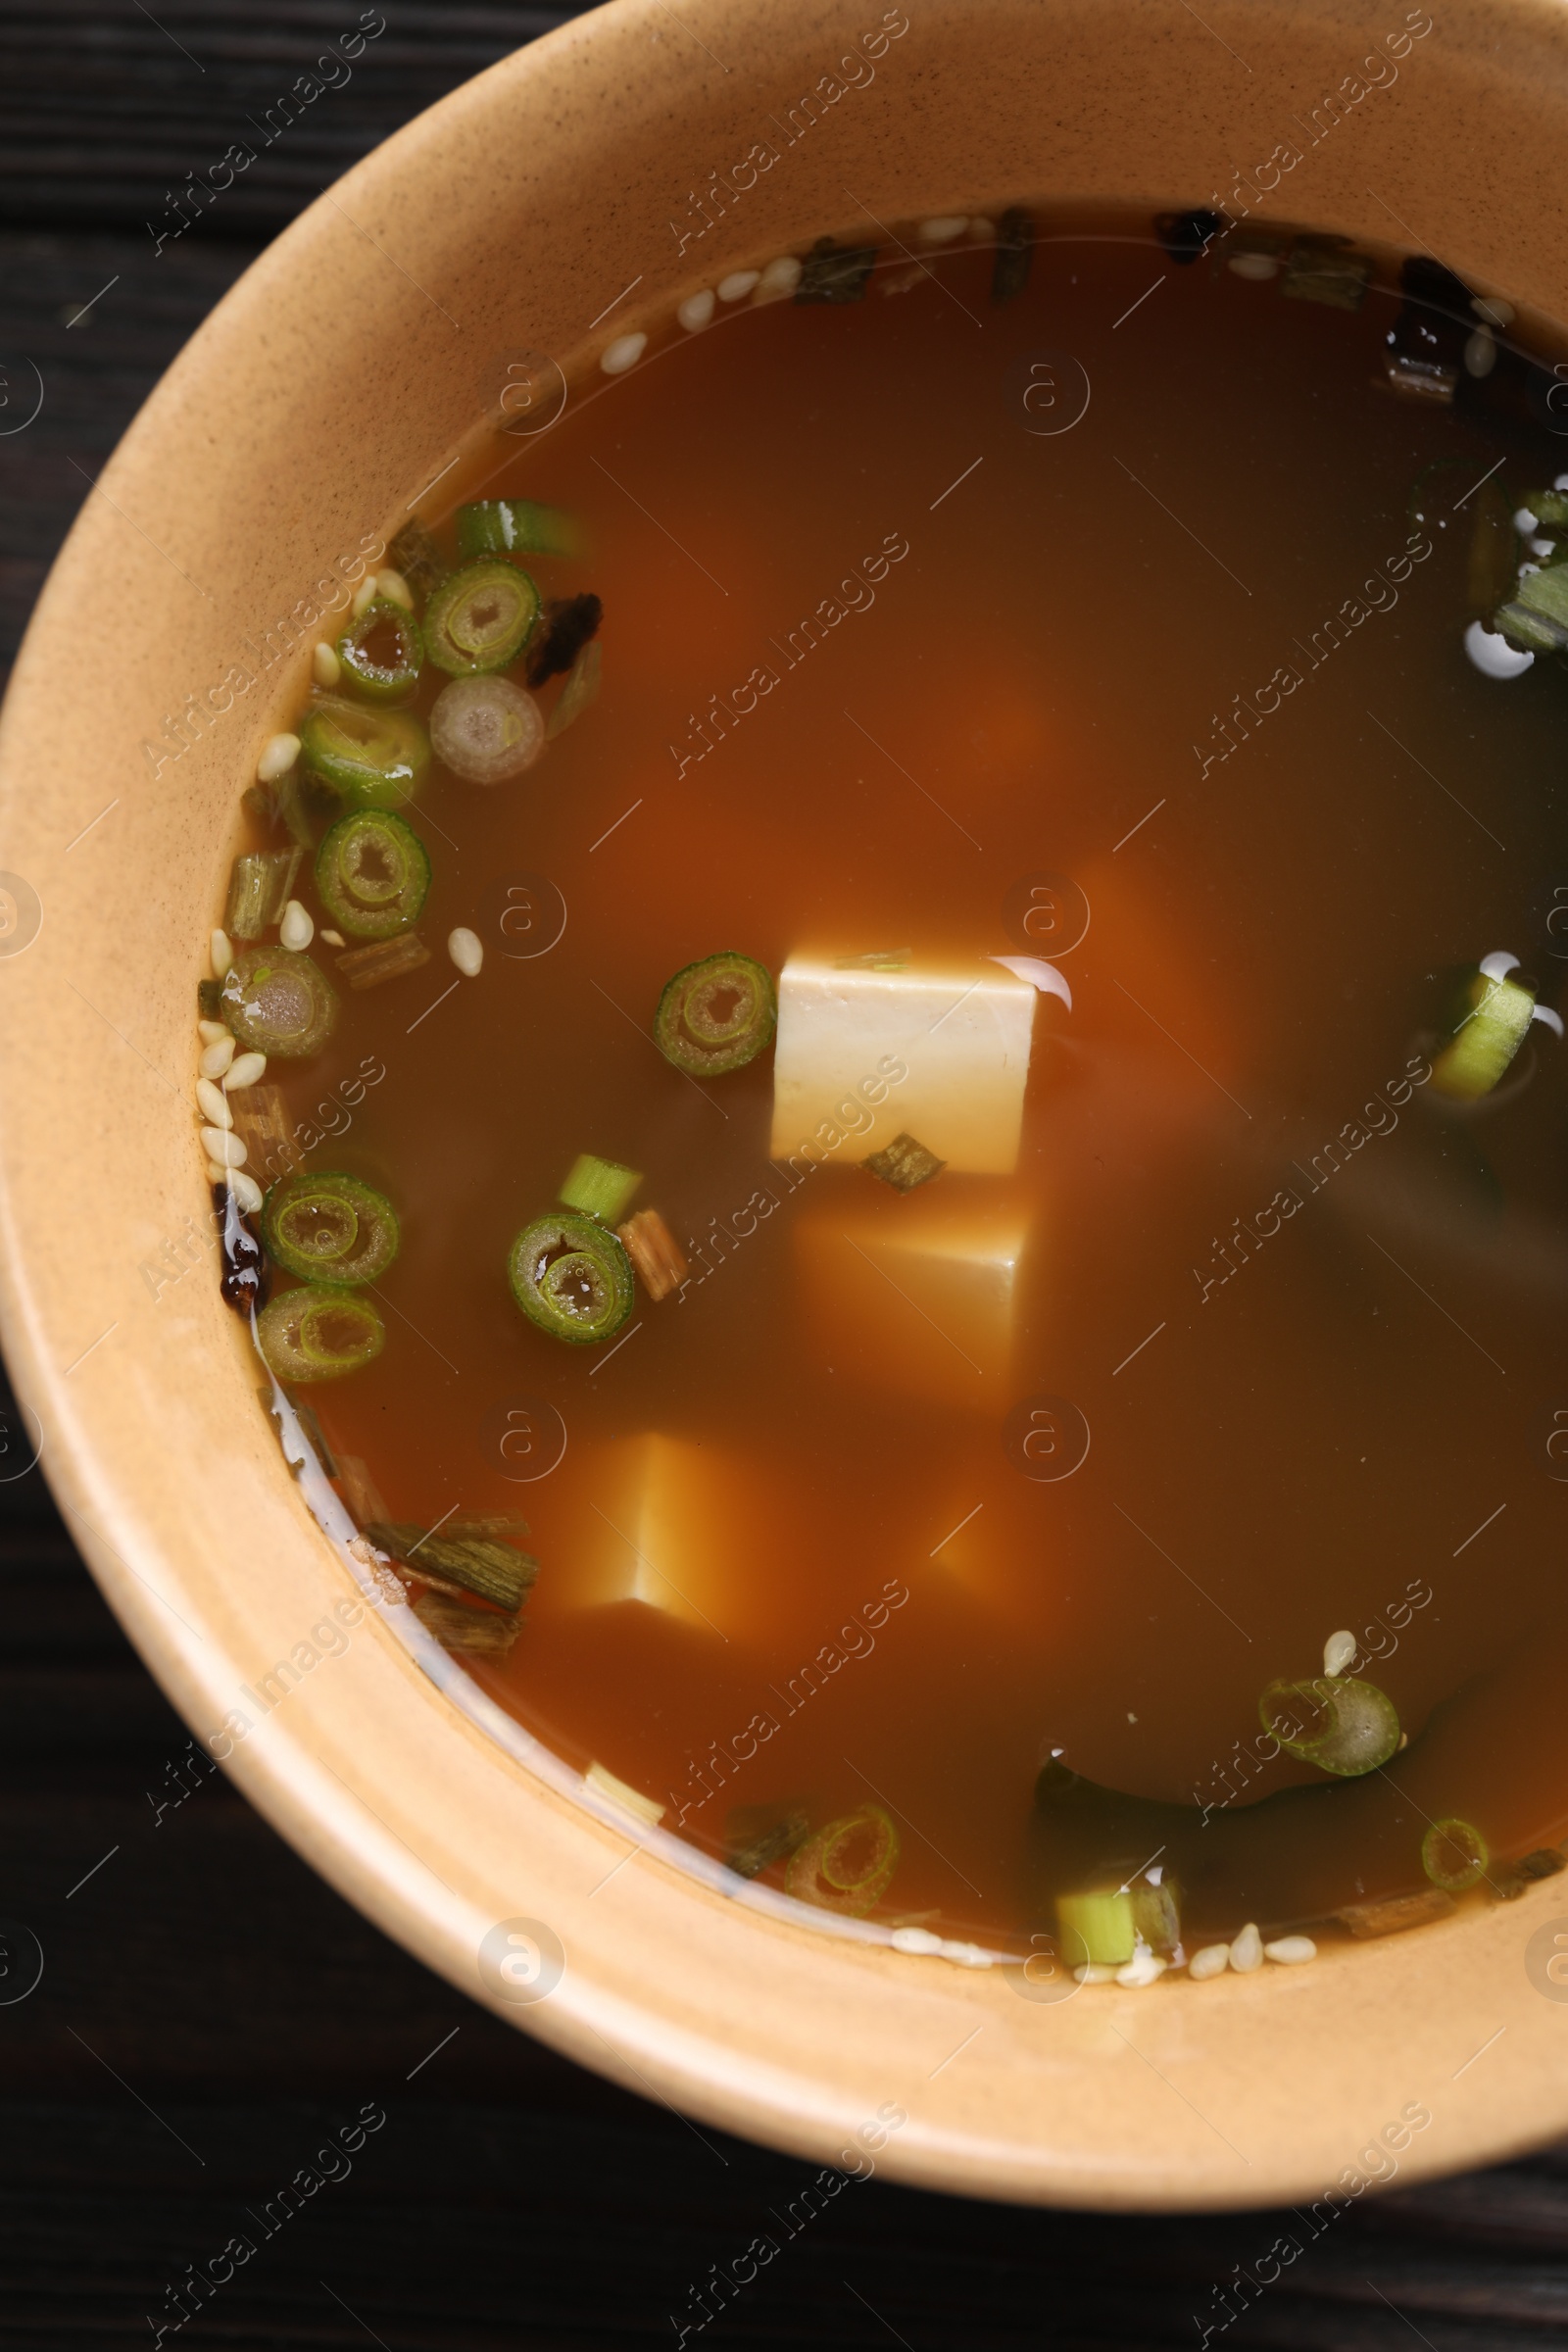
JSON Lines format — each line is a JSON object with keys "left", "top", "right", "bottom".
{"left": 941, "top": 1940, "right": 993, "bottom": 1970}
{"left": 1464, "top": 328, "right": 1497, "bottom": 378}
{"left": 1263, "top": 1936, "right": 1317, "bottom": 1966}
{"left": 1229, "top": 252, "right": 1279, "bottom": 280}
{"left": 352, "top": 572, "right": 378, "bottom": 616}
{"left": 206, "top": 1158, "right": 230, "bottom": 1186}
{"left": 201, "top": 1126, "right": 247, "bottom": 1167}
{"left": 1229, "top": 1922, "right": 1263, "bottom": 1973}
{"left": 228, "top": 1168, "right": 264, "bottom": 1215}
{"left": 918, "top": 216, "right": 968, "bottom": 244}
{"left": 1115, "top": 1948, "right": 1166, "bottom": 1987}
{"left": 1473, "top": 294, "right": 1514, "bottom": 326}
{"left": 1323, "top": 1629, "right": 1356, "bottom": 1677}
{"left": 197, "top": 1018, "right": 229, "bottom": 1047}
{"left": 717, "top": 269, "right": 760, "bottom": 302}
{"left": 375, "top": 567, "right": 414, "bottom": 611}
{"left": 199, "top": 1035, "right": 235, "bottom": 1081}
{"left": 1189, "top": 1942, "right": 1231, "bottom": 1981}
{"left": 223, "top": 1051, "right": 268, "bottom": 1091}
{"left": 891, "top": 1926, "right": 944, "bottom": 1955}
{"left": 257, "top": 733, "right": 300, "bottom": 784}
{"left": 319, "top": 929, "right": 345, "bottom": 948}
{"left": 210, "top": 927, "right": 233, "bottom": 979}
{"left": 967, "top": 217, "right": 994, "bottom": 239}
{"left": 448, "top": 925, "right": 483, "bottom": 978}
{"left": 601, "top": 331, "right": 648, "bottom": 375}
{"left": 196, "top": 1077, "right": 232, "bottom": 1129}
{"left": 677, "top": 288, "right": 715, "bottom": 331}
{"left": 1072, "top": 1963, "right": 1119, "bottom": 1984}
{"left": 313, "top": 640, "right": 341, "bottom": 689}
{"left": 279, "top": 898, "right": 314, "bottom": 952}
{"left": 755, "top": 255, "right": 803, "bottom": 301}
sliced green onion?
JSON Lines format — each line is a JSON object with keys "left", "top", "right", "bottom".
{"left": 796, "top": 237, "right": 877, "bottom": 304}
{"left": 1258, "top": 1675, "right": 1400, "bottom": 1777}
{"left": 224, "top": 847, "right": 301, "bottom": 941}
{"left": 654, "top": 952, "right": 776, "bottom": 1076}
{"left": 334, "top": 931, "right": 432, "bottom": 991}
{"left": 262, "top": 1170, "right": 399, "bottom": 1286}
{"left": 1055, "top": 1886, "right": 1136, "bottom": 1967}
{"left": 336, "top": 597, "right": 424, "bottom": 704}
{"left": 862, "top": 1132, "right": 945, "bottom": 1193}
{"left": 726, "top": 1803, "right": 810, "bottom": 1880}
{"left": 315, "top": 809, "right": 430, "bottom": 940}
{"left": 1422, "top": 1818, "right": 1490, "bottom": 1893}
{"left": 508, "top": 1212, "right": 635, "bottom": 1346}
{"left": 784, "top": 1805, "right": 899, "bottom": 1915}
{"left": 299, "top": 697, "right": 430, "bottom": 809}
{"left": 256, "top": 1284, "right": 384, "bottom": 1382}
{"left": 366, "top": 1518, "right": 538, "bottom": 1612}
{"left": 424, "top": 560, "right": 539, "bottom": 676}
{"left": 1431, "top": 961, "right": 1538, "bottom": 1100}
{"left": 429, "top": 675, "right": 544, "bottom": 783}
{"left": 559, "top": 1152, "right": 641, "bottom": 1224}
{"left": 1495, "top": 561, "right": 1568, "bottom": 653}
{"left": 526, "top": 593, "right": 602, "bottom": 688}
{"left": 220, "top": 946, "right": 337, "bottom": 1058}
{"left": 389, "top": 518, "right": 444, "bottom": 598}
{"left": 1281, "top": 235, "right": 1371, "bottom": 310}
{"left": 546, "top": 638, "right": 602, "bottom": 740}
{"left": 1522, "top": 488, "right": 1568, "bottom": 531}
{"left": 457, "top": 499, "right": 582, "bottom": 561}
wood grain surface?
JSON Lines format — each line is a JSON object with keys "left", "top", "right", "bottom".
{"left": 1, "top": 5, "right": 1564, "bottom": 2342}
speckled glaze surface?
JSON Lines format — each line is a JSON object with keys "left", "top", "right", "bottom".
{"left": 4, "top": 0, "right": 1568, "bottom": 2209}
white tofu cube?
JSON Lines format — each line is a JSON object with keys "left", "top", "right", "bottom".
{"left": 769, "top": 956, "right": 1037, "bottom": 1176}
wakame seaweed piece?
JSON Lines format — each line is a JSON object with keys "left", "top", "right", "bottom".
{"left": 559, "top": 1152, "right": 641, "bottom": 1225}
{"left": 862, "top": 1132, "right": 946, "bottom": 1193}
{"left": 1495, "top": 560, "right": 1568, "bottom": 654}
{"left": 991, "top": 206, "right": 1033, "bottom": 304}
{"left": 1282, "top": 235, "right": 1371, "bottom": 310}
{"left": 785, "top": 1805, "right": 899, "bottom": 1916}
{"left": 1422, "top": 1817, "right": 1490, "bottom": 1892}
{"left": 365, "top": 1520, "right": 538, "bottom": 1613}
{"left": 413, "top": 1591, "right": 522, "bottom": 1656}
{"left": 446, "top": 1511, "right": 531, "bottom": 1539}
{"left": 315, "top": 809, "right": 430, "bottom": 941}
{"left": 224, "top": 847, "right": 301, "bottom": 941}
{"left": 1339, "top": 1886, "right": 1455, "bottom": 1937}
{"left": 334, "top": 931, "right": 432, "bottom": 991}
{"left": 256, "top": 1284, "right": 384, "bottom": 1382}
{"left": 262, "top": 1169, "right": 399, "bottom": 1287}
{"left": 508, "top": 1212, "right": 635, "bottom": 1347}
{"left": 220, "top": 946, "right": 338, "bottom": 1058}
{"left": 423, "top": 559, "right": 540, "bottom": 677}
{"left": 796, "top": 236, "right": 877, "bottom": 305}
{"left": 525, "top": 593, "right": 603, "bottom": 689}
{"left": 654, "top": 952, "right": 776, "bottom": 1076}
{"left": 389, "top": 518, "right": 443, "bottom": 598}
{"left": 1155, "top": 208, "right": 1223, "bottom": 265}
{"left": 457, "top": 499, "right": 582, "bottom": 562}
{"left": 1494, "top": 1846, "right": 1567, "bottom": 1899}
{"left": 198, "top": 978, "right": 223, "bottom": 1019}
{"left": 726, "top": 1805, "right": 810, "bottom": 1880}
{"left": 298, "top": 697, "right": 430, "bottom": 809}
{"left": 336, "top": 597, "right": 424, "bottom": 705}
{"left": 215, "top": 1182, "right": 270, "bottom": 1314}
{"left": 1430, "top": 961, "right": 1538, "bottom": 1100}
{"left": 1381, "top": 254, "right": 1472, "bottom": 403}
{"left": 1258, "top": 1675, "right": 1400, "bottom": 1777}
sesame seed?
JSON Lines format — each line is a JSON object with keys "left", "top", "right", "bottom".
{"left": 1263, "top": 1936, "right": 1317, "bottom": 1966}
{"left": 352, "top": 572, "right": 378, "bottom": 616}
{"left": 717, "top": 269, "right": 760, "bottom": 302}
{"left": 1323, "top": 1629, "right": 1356, "bottom": 1677}
{"left": 1072, "top": 1963, "right": 1118, "bottom": 1984}
{"left": 1189, "top": 1942, "right": 1230, "bottom": 1981}
{"left": 279, "top": 898, "right": 314, "bottom": 952}
{"left": 918, "top": 216, "right": 968, "bottom": 244}
{"left": 375, "top": 567, "right": 414, "bottom": 611}
{"left": 229, "top": 1169, "right": 264, "bottom": 1215}
{"left": 223, "top": 1051, "right": 268, "bottom": 1092}
{"left": 448, "top": 926, "right": 483, "bottom": 978}
{"left": 967, "top": 217, "right": 994, "bottom": 239}
{"left": 1473, "top": 294, "right": 1514, "bottom": 325}
{"left": 319, "top": 929, "right": 345, "bottom": 948}
{"left": 1229, "top": 252, "right": 1279, "bottom": 280}
{"left": 199, "top": 1035, "right": 235, "bottom": 1081}
{"left": 196, "top": 1077, "right": 232, "bottom": 1130}
{"left": 601, "top": 331, "right": 648, "bottom": 375}
{"left": 210, "top": 927, "right": 233, "bottom": 979}
{"left": 891, "top": 1927, "right": 943, "bottom": 1955}
{"left": 201, "top": 1126, "right": 246, "bottom": 1167}
{"left": 197, "top": 1019, "right": 229, "bottom": 1047}
{"left": 1229, "top": 1922, "right": 1263, "bottom": 1973}
{"left": 755, "top": 255, "right": 803, "bottom": 302}
{"left": 678, "top": 288, "right": 715, "bottom": 331}
{"left": 256, "top": 733, "right": 300, "bottom": 784}
{"left": 205, "top": 1158, "right": 230, "bottom": 1186}
{"left": 313, "top": 641, "right": 341, "bottom": 689}
{"left": 1115, "top": 1948, "right": 1166, "bottom": 1987}
{"left": 1464, "top": 328, "right": 1497, "bottom": 379}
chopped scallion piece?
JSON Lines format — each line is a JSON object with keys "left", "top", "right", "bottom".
{"left": 654, "top": 952, "right": 776, "bottom": 1076}
{"left": 336, "top": 597, "right": 424, "bottom": 704}
{"left": 262, "top": 1170, "right": 399, "bottom": 1287}
{"left": 424, "top": 560, "right": 540, "bottom": 676}
{"left": 546, "top": 638, "right": 601, "bottom": 740}
{"left": 726, "top": 1804, "right": 810, "bottom": 1880}
{"left": 447, "top": 1512, "right": 531, "bottom": 1539}
{"left": 366, "top": 1519, "right": 538, "bottom": 1613}
{"left": 618, "top": 1206, "right": 688, "bottom": 1301}
{"left": 796, "top": 236, "right": 877, "bottom": 304}
{"left": 1523, "top": 488, "right": 1568, "bottom": 531}
{"left": 1055, "top": 1886, "right": 1136, "bottom": 1967}
{"left": 413, "top": 1592, "right": 522, "bottom": 1655}
{"left": 299, "top": 697, "right": 430, "bottom": 809}
{"left": 1281, "top": 235, "right": 1371, "bottom": 309}
{"left": 785, "top": 1804, "right": 899, "bottom": 1914}
{"left": 1258, "top": 1674, "right": 1400, "bottom": 1776}
{"left": 256, "top": 1284, "right": 384, "bottom": 1382}
{"left": 429, "top": 674, "right": 544, "bottom": 782}
{"left": 457, "top": 499, "right": 582, "bottom": 561}
{"left": 1431, "top": 961, "right": 1538, "bottom": 1099}
{"left": 315, "top": 809, "right": 430, "bottom": 940}
{"left": 228, "top": 1081, "right": 305, "bottom": 1183}
{"left": 220, "top": 947, "right": 338, "bottom": 1058}
{"left": 224, "top": 847, "right": 301, "bottom": 941}
{"left": 1494, "top": 557, "right": 1568, "bottom": 652}
{"left": 1422, "top": 1817, "right": 1490, "bottom": 1893}
{"left": 862, "top": 1131, "right": 946, "bottom": 1192}
{"left": 526, "top": 593, "right": 603, "bottom": 689}
{"left": 334, "top": 931, "right": 432, "bottom": 991}
{"left": 508, "top": 1212, "right": 635, "bottom": 1346}
{"left": 559, "top": 1152, "right": 641, "bottom": 1224}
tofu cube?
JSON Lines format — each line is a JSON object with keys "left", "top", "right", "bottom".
{"left": 769, "top": 956, "right": 1037, "bottom": 1176}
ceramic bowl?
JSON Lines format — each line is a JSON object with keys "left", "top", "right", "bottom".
{"left": 4, "top": 0, "right": 1568, "bottom": 2208}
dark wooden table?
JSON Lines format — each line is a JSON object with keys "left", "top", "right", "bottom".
{"left": 2, "top": 6, "right": 1566, "bottom": 2342}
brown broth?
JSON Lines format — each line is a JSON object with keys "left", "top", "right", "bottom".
{"left": 222, "top": 205, "right": 1568, "bottom": 1958}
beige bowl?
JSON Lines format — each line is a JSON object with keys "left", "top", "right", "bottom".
{"left": 4, "top": 0, "right": 1568, "bottom": 2208}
